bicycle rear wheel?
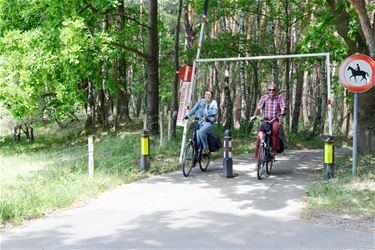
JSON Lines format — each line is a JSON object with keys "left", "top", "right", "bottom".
{"left": 199, "top": 151, "right": 210, "bottom": 171}
{"left": 257, "top": 145, "right": 265, "bottom": 180}
{"left": 182, "top": 142, "right": 196, "bottom": 177}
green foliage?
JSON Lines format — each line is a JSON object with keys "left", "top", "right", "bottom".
{"left": 296, "top": 9, "right": 348, "bottom": 62}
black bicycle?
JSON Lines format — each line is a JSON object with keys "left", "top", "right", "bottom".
{"left": 252, "top": 116, "right": 276, "bottom": 180}
{"left": 181, "top": 121, "right": 210, "bottom": 177}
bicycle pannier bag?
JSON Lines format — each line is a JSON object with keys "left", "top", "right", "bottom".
{"left": 276, "top": 138, "right": 285, "bottom": 153}
{"left": 260, "top": 123, "right": 272, "bottom": 135}
{"left": 208, "top": 134, "right": 222, "bottom": 152}
{"left": 189, "top": 122, "right": 200, "bottom": 130}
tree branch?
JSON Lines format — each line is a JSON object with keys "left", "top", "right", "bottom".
{"left": 349, "top": 0, "right": 375, "bottom": 58}
{"left": 105, "top": 41, "right": 149, "bottom": 61}
{"left": 325, "top": 0, "right": 367, "bottom": 53}
{"left": 79, "top": 2, "right": 98, "bottom": 14}
{"left": 124, "top": 15, "right": 151, "bottom": 30}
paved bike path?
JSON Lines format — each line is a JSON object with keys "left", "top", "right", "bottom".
{"left": 1, "top": 149, "right": 374, "bottom": 249}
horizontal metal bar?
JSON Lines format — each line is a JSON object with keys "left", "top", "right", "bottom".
{"left": 196, "top": 53, "right": 329, "bottom": 63}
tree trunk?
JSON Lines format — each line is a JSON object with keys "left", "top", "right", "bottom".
{"left": 291, "top": 69, "right": 304, "bottom": 133}
{"left": 358, "top": 88, "right": 375, "bottom": 153}
{"left": 325, "top": 0, "right": 368, "bottom": 53}
{"left": 233, "top": 72, "right": 241, "bottom": 129}
{"left": 183, "top": 2, "right": 196, "bottom": 60}
{"left": 327, "top": 0, "right": 375, "bottom": 152}
{"left": 13, "top": 125, "right": 21, "bottom": 141}
{"left": 97, "top": 12, "right": 113, "bottom": 129}
{"left": 243, "top": 71, "right": 253, "bottom": 132}
{"left": 349, "top": 0, "right": 375, "bottom": 57}
{"left": 349, "top": 0, "right": 375, "bottom": 153}
{"left": 237, "top": 9, "right": 246, "bottom": 129}
{"left": 213, "top": 65, "right": 221, "bottom": 123}
{"left": 302, "top": 71, "right": 310, "bottom": 127}
{"left": 172, "top": 0, "right": 183, "bottom": 137}
{"left": 247, "top": 62, "right": 260, "bottom": 133}
{"left": 84, "top": 80, "right": 95, "bottom": 131}
{"left": 22, "top": 124, "right": 30, "bottom": 140}
{"left": 29, "top": 125, "right": 34, "bottom": 141}
{"left": 115, "top": 0, "right": 131, "bottom": 125}
{"left": 135, "top": 92, "right": 142, "bottom": 117}
{"left": 146, "top": 0, "right": 159, "bottom": 133}
{"left": 223, "top": 77, "right": 233, "bottom": 130}
{"left": 116, "top": 59, "right": 131, "bottom": 124}
{"left": 284, "top": 41, "right": 291, "bottom": 133}
{"left": 311, "top": 66, "right": 323, "bottom": 137}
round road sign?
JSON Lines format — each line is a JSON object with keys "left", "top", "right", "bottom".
{"left": 179, "top": 65, "right": 193, "bottom": 81}
{"left": 339, "top": 54, "right": 375, "bottom": 93}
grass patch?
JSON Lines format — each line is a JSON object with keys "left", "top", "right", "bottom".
{"left": 305, "top": 154, "right": 375, "bottom": 216}
{"left": 1, "top": 166, "right": 118, "bottom": 224}
{"left": 0, "top": 124, "right": 183, "bottom": 226}
{"left": 286, "top": 132, "right": 351, "bottom": 150}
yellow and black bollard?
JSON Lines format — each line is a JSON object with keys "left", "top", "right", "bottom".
{"left": 140, "top": 129, "right": 150, "bottom": 171}
{"left": 322, "top": 135, "right": 334, "bottom": 180}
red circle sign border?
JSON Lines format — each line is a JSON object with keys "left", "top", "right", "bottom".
{"left": 339, "top": 54, "right": 375, "bottom": 93}
{"left": 178, "top": 65, "right": 193, "bottom": 82}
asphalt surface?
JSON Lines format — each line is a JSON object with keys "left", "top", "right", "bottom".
{"left": 1, "top": 149, "right": 374, "bottom": 249}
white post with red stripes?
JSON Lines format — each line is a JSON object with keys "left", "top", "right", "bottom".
{"left": 223, "top": 129, "right": 233, "bottom": 178}
{"left": 179, "top": 0, "right": 210, "bottom": 164}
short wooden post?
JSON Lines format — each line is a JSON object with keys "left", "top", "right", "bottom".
{"left": 167, "top": 111, "right": 172, "bottom": 141}
{"left": 88, "top": 135, "right": 94, "bottom": 179}
{"left": 159, "top": 111, "right": 164, "bottom": 146}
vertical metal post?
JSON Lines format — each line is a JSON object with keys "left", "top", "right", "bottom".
{"left": 326, "top": 53, "right": 333, "bottom": 136}
{"left": 179, "top": 0, "right": 209, "bottom": 164}
{"left": 88, "top": 135, "right": 94, "bottom": 179}
{"left": 141, "top": 129, "right": 150, "bottom": 171}
{"left": 352, "top": 93, "right": 358, "bottom": 176}
{"left": 223, "top": 129, "right": 233, "bottom": 178}
{"left": 167, "top": 111, "right": 172, "bottom": 141}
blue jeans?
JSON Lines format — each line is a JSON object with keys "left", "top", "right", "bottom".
{"left": 197, "top": 121, "right": 213, "bottom": 149}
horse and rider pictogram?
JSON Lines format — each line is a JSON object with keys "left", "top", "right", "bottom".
{"left": 347, "top": 64, "right": 369, "bottom": 82}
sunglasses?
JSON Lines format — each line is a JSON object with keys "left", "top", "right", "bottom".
{"left": 268, "top": 89, "right": 276, "bottom": 92}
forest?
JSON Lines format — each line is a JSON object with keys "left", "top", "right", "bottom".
{"left": 0, "top": 0, "right": 374, "bottom": 153}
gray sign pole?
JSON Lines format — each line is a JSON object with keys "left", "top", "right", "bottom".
{"left": 352, "top": 93, "right": 358, "bottom": 176}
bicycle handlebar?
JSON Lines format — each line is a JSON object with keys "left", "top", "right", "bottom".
{"left": 250, "top": 112, "right": 287, "bottom": 123}
{"left": 250, "top": 116, "right": 277, "bottom": 123}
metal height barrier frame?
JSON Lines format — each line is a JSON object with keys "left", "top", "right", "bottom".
{"left": 180, "top": 52, "right": 333, "bottom": 163}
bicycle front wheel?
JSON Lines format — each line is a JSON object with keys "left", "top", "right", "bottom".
{"left": 257, "top": 145, "right": 265, "bottom": 180}
{"left": 266, "top": 157, "right": 273, "bottom": 174}
{"left": 182, "top": 142, "right": 196, "bottom": 177}
{"left": 199, "top": 151, "right": 210, "bottom": 171}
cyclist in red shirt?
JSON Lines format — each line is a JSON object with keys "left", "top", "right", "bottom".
{"left": 251, "top": 83, "right": 287, "bottom": 159}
